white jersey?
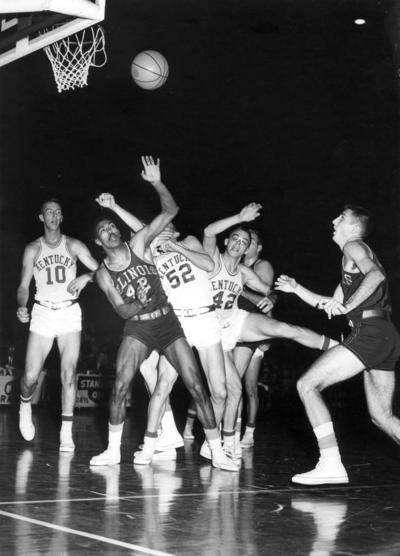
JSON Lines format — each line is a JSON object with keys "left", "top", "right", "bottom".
{"left": 155, "top": 250, "right": 213, "bottom": 310}
{"left": 33, "top": 235, "right": 77, "bottom": 302}
{"left": 209, "top": 251, "right": 243, "bottom": 325}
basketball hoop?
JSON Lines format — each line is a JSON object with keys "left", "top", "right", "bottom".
{"left": 43, "top": 24, "right": 107, "bottom": 93}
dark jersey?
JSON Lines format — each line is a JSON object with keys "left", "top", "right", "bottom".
{"left": 238, "top": 259, "right": 275, "bottom": 315}
{"left": 341, "top": 247, "right": 392, "bottom": 320}
{"left": 103, "top": 243, "right": 168, "bottom": 316}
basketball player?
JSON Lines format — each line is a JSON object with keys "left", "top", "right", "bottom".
{"left": 16, "top": 198, "right": 99, "bottom": 451}
{"left": 275, "top": 205, "right": 400, "bottom": 485}
{"left": 133, "top": 222, "right": 231, "bottom": 464}
{"left": 234, "top": 229, "right": 275, "bottom": 449}
{"left": 203, "top": 203, "right": 337, "bottom": 460}
{"left": 90, "top": 156, "right": 237, "bottom": 471}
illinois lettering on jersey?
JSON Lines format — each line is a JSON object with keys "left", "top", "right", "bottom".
{"left": 209, "top": 252, "right": 243, "bottom": 323}
{"left": 104, "top": 243, "right": 167, "bottom": 315}
{"left": 156, "top": 250, "right": 213, "bottom": 309}
{"left": 33, "top": 235, "right": 77, "bottom": 302}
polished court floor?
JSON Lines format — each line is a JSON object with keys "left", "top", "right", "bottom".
{"left": 1, "top": 395, "right": 400, "bottom": 555}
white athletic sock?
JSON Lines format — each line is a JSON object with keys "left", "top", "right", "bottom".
{"left": 108, "top": 423, "right": 123, "bottom": 451}
{"left": 160, "top": 409, "right": 179, "bottom": 434}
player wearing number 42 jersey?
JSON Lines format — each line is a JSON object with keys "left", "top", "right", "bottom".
{"left": 16, "top": 198, "right": 99, "bottom": 451}
{"left": 203, "top": 203, "right": 337, "bottom": 460}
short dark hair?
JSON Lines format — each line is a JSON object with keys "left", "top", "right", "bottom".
{"left": 248, "top": 228, "right": 263, "bottom": 248}
{"left": 92, "top": 216, "right": 117, "bottom": 239}
{"left": 40, "top": 197, "right": 62, "bottom": 213}
{"left": 344, "top": 204, "right": 372, "bottom": 237}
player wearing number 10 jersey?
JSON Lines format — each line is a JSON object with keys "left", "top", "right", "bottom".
{"left": 16, "top": 198, "right": 99, "bottom": 451}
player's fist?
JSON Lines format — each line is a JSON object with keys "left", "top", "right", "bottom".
{"left": 96, "top": 193, "right": 116, "bottom": 209}
{"left": 16, "top": 306, "right": 30, "bottom": 323}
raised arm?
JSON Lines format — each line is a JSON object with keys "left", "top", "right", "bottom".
{"left": 16, "top": 243, "right": 37, "bottom": 323}
{"left": 203, "top": 203, "right": 262, "bottom": 257}
{"left": 161, "top": 235, "right": 214, "bottom": 272}
{"left": 96, "top": 266, "right": 149, "bottom": 320}
{"left": 96, "top": 193, "right": 144, "bottom": 233}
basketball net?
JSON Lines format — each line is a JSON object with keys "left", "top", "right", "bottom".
{"left": 43, "top": 25, "right": 107, "bottom": 93}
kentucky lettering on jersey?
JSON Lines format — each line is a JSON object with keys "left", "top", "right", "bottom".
{"left": 156, "top": 250, "right": 213, "bottom": 309}
{"left": 209, "top": 252, "right": 243, "bottom": 323}
{"left": 33, "top": 235, "right": 77, "bottom": 302}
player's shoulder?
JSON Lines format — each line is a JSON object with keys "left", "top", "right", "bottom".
{"left": 182, "top": 234, "right": 201, "bottom": 249}
{"left": 343, "top": 239, "right": 372, "bottom": 258}
{"left": 24, "top": 238, "right": 41, "bottom": 257}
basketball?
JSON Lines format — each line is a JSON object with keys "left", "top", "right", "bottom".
{"left": 131, "top": 50, "right": 169, "bottom": 90}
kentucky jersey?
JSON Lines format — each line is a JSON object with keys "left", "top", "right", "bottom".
{"left": 33, "top": 235, "right": 77, "bottom": 302}
{"left": 341, "top": 246, "right": 392, "bottom": 319}
{"left": 209, "top": 251, "right": 243, "bottom": 324}
{"left": 155, "top": 250, "right": 213, "bottom": 309}
{"left": 103, "top": 243, "right": 167, "bottom": 316}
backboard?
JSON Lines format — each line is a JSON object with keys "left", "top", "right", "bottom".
{"left": 0, "top": 0, "right": 105, "bottom": 66}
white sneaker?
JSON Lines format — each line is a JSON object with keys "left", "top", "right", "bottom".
{"left": 224, "top": 444, "right": 241, "bottom": 467}
{"left": 292, "top": 458, "right": 349, "bottom": 485}
{"left": 153, "top": 449, "right": 177, "bottom": 461}
{"left": 156, "top": 431, "right": 184, "bottom": 451}
{"left": 183, "top": 426, "right": 195, "bottom": 440}
{"left": 212, "top": 449, "right": 239, "bottom": 472}
{"left": 240, "top": 434, "right": 254, "bottom": 449}
{"left": 59, "top": 436, "right": 75, "bottom": 452}
{"left": 200, "top": 441, "right": 212, "bottom": 460}
{"left": 90, "top": 448, "right": 120, "bottom": 466}
{"left": 19, "top": 410, "right": 35, "bottom": 442}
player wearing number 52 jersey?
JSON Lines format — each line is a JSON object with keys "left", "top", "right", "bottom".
{"left": 16, "top": 198, "right": 99, "bottom": 451}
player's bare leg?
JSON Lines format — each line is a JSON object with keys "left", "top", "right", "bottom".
{"left": 134, "top": 359, "right": 179, "bottom": 465}
{"left": 239, "top": 313, "right": 336, "bottom": 350}
{"left": 19, "top": 333, "right": 54, "bottom": 442}
{"left": 139, "top": 352, "right": 183, "bottom": 451}
{"left": 57, "top": 331, "right": 81, "bottom": 452}
{"left": 220, "top": 350, "right": 243, "bottom": 462}
{"left": 163, "top": 338, "right": 238, "bottom": 471}
{"left": 234, "top": 345, "right": 262, "bottom": 449}
{"left": 363, "top": 369, "right": 400, "bottom": 443}
{"left": 90, "top": 337, "right": 150, "bottom": 466}
{"left": 292, "top": 345, "right": 365, "bottom": 485}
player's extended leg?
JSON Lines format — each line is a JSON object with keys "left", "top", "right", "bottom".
{"left": 292, "top": 344, "right": 366, "bottom": 485}
{"left": 183, "top": 399, "right": 197, "bottom": 439}
{"left": 57, "top": 331, "right": 81, "bottom": 452}
{"left": 134, "top": 359, "right": 179, "bottom": 465}
{"left": 239, "top": 313, "right": 336, "bottom": 350}
{"left": 19, "top": 332, "right": 54, "bottom": 441}
{"left": 164, "top": 338, "right": 238, "bottom": 471}
{"left": 90, "top": 337, "right": 150, "bottom": 466}
{"left": 363, "top": 369, "right": 400, "bottom": 444}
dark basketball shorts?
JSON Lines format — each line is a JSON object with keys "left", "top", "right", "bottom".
{"left": 342, "top": 317, "right": 400, "bottom": 371}
{"left": 123, "top": 309, "right": 185, "bottom": 353}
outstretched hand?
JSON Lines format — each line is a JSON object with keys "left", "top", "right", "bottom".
{"left": 141, "top": 155, "right": 161, "bottom": 184}
{"left": 319, "top": 298, "right": 347, "bottom": 319}
{"left": 96, "top": 193, "right": 116, "bottom": 210}
{"left": 239, "top": 202, "right": 262, "bottom": 222}
{"left": 275, "top": 275, "right": 297, "bottom": 292}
